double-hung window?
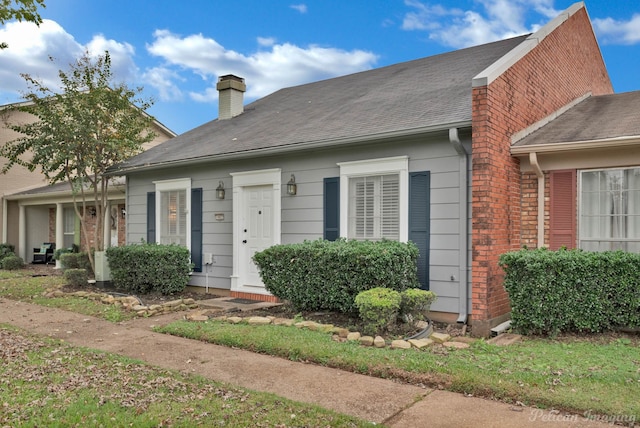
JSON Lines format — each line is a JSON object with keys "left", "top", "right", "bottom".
{"left": 579, "top": 167, "right": 640, "bottom": 252}
{"left": 154, "top": 178, "right": 191, "bottom": 248}
{"left": 338, "top": 156, "right": 408, "bottom": 242}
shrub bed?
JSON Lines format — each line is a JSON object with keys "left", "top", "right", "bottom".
{"left": 106, "top": 244, "right": 192, "bottom": 295}
{"left": 253, "top": 239, "right": 419, "bottom": 313}
{"left": 499, "top": 248, "right": 640, "bottom": 335}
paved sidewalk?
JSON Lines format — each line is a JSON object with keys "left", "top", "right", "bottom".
{"left": 0, "top": 299, "right": 612, "bottom": 427}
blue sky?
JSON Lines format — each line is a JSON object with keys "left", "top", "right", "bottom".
{"left": 1, "top": 1, "right": 638, "bottom": 134}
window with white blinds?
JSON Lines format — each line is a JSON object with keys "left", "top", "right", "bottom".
{"left": 338, "top": 156, "right": 408, "bottom": 241}
{"left": 160, "top": 189, "right": 187, "bottom": 245}
{"left": 154, "top": 178, "right": 191, "bottom": 248}
{"left": 349, "top": 174, "right": 400, "bottom": 240}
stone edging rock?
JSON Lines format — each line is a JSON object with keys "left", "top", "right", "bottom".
{"left": 191, "top": 313, "right": 472, "bottom": 351}
{"left": 43, "top": 288, "right": 199, "bottom": 317}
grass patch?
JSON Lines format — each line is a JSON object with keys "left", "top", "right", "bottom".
{"left": 0, "top": 326, "right": 372, "bottom": 427}
{"left": 0, "top": 269, "right": 134, "bottom": 322}
{"left": 157, "top": 320, "right": 640, "bottom": 420}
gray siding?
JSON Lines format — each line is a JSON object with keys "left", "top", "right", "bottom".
{"left": 125, "top": 131, "right": 473, "bottom": 314}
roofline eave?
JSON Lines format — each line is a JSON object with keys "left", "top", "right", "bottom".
{"left": 107, "top": 120, "right": 473, "bottom": 176}
{"left": 511, "top": 135, "right": 640, "bottom": 156}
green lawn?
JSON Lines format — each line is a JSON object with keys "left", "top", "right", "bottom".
{"left": 2, "top": 268, "right": 639, "bottom": 422}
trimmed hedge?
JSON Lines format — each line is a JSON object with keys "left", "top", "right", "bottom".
{"left": 253, "top": 239, "right": 420, "bottom": 313}
{"left": 106, "top": 244, "right": 192, "bottom": 295}
{"left": 499, "top": 248, "right": 640, "bottom": 336}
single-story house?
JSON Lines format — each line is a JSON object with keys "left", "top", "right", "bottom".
{"left": 108, "top": 2, "right": 627, "bottom": 336}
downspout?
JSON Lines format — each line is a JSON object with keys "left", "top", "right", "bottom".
{"left": 449, "top": 128, "right": 469, "bottom": 324}
{"left": 529, "top": 152, "right": 545, "bottom": 248}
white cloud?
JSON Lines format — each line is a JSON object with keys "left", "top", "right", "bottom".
{"left": 85, "top": 34, "right": 137, "bottom": 82}
{"left": 290, "top": 4, "right": 308, "bottom": 14}
{"left": 0, "top": 19, "right": 139, "bottom": 102}
{"left": 593, "top": 14, "right": 640, "bottom": 45}
{"left": 142, "top": 66, "right": 184, "bottom": 101}
{"left": 0, "top": 19, "right": 82, "bottom": 96}
{"left": 257, "top": 37, "right": 276, "bottom": 47}
{"left": 146, "top": 30, "right": 378, "bottom": 103}
{"left": 401, "top": 0, "right": 559, "bottom": 48}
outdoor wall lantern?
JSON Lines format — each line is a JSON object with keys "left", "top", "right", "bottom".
{"left": 287, "top": 174, "right": 297, "bottom": 196}
{"left": 216, "top": 181, "right": 225, "bottom": 200}
{"left": 121, "top": 208, "right": 126, "bottom": 219}
{"left": 88, "top": 207, "right": 96, "bottom": 217}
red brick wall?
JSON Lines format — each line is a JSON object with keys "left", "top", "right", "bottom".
{"left": 520, "top": 172, "right": 551, "bottom": 248}
{"left": 47, "top": 204, "right": 126, "bottom": 250}
{"left": 471, "top": 7, "right": 613, "bottom": 331}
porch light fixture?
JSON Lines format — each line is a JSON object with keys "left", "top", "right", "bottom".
{"left": 88, "top": 207, "right": 96, "bottom": 217}
{"left": 121, "top": 208, "right": 126, "bottom": 219}
{"left": 216, "top": 181, "right": 225, "bottom": 199}
{"left": 286, "top": 174, "right": 297, "bottom": 196}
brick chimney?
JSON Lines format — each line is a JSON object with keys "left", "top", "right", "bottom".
{"left": 216, "top": 74, "right": 246, "bottom": 120}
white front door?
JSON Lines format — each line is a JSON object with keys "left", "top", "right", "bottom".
{"left": 230, "top": 168, "right": 282, "bottom": 295}
{"left": 241, "top": 185, "right": 273, "bottom": 287}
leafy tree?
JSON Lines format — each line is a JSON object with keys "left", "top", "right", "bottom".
{"left": 0, "top": 51, "right": 156, "bottom": 272}
{"left": 1, "top": 0, "right": 46, "bottom": 49}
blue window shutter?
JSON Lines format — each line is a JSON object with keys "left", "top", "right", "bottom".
{"left": 191, "top": 188, "right": 203, "bottom": 272}
{"left": 323, "top": 177, "right": 340, "bottom": 241}
{"left": 147, "top": 192, "right": 156, "bottom": 244}
{"left": 409, "top": 171, "right": 430, "bottom": 290}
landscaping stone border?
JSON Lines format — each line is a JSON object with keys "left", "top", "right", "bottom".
{"left": 192, "top": 312, "right": 473, "bottom": 351}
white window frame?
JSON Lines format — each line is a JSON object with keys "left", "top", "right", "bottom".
{"left": 153, "top": 178, "right": 191, "bottom": 249}
{"left": 337, "top": 156, "right": 408, "bottom": 242}
{"left": 578, "top": 166, "right": 640, "bottom": 252}
{"left": 62, "top": 206, "right": 76, "bottom": 248}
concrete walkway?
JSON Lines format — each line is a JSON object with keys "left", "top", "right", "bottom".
{"left": 0, "top": 299, "right": 612, "bottom": 427}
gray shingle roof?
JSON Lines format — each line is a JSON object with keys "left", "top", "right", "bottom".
{"left": 514, "top": 91, "right": 640, "bottom": 147}
{"left": 113, "top": 35, "right": 528, "bottom": 173}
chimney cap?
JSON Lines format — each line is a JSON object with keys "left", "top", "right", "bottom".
{"left": 216, "top": 74, "right": 246, "bottom": 92}
{"left": 218, "top": 74, "right": 245, "bottom": 83}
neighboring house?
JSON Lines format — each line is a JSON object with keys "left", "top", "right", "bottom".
{"left": 0, "top": 102, "right": 176, "bottom": 263}
{"left": 512, "top": 91, "right": 640, "bottom": 253}
{"left": 109, "top": 2, "right": 618, "bottom": 336}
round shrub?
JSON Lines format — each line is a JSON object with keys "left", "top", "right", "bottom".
{"left": 60, "top": 252, "right": 92, "bottom": 275}
{"left": 2, "top": 254, "right": 24, "bottom": 270}
{"left": 63, "top": 269, "right": 88, "bottom": 287}
{"left": 400, "top": 288, "right": 437, "bottom": 321}
{"left": 354, "top": 287, "right": 402, "bottom": 336}
{"left": 0, "top": 243, "right": 16, "bottom": 262}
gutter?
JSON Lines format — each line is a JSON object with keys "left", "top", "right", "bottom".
{"left": 511, "top": 135, "right": 640, "bottom": 155}
{"left": 529, "top": 152, "right": 546, "bottom": 248}
{"left": 448, "top": 128, "right": 469, "bottom": 324}
{"left": 106, "top": 120, "right": 473, "bottom": 176}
